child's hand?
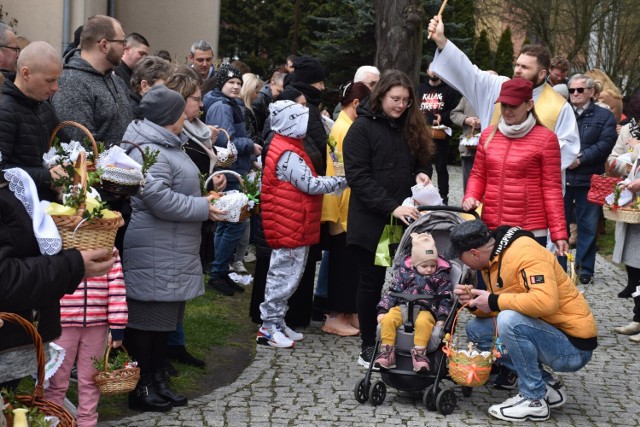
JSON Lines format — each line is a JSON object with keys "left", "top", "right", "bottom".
{"left": 377, "top": 313, "right": 385, "bottom": 324}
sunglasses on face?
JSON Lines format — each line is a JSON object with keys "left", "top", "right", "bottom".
{"left": 568, "top": 87, "right": 588, "bottom": 94}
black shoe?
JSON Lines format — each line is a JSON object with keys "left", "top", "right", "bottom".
{"left": 166, "top": 359, "right": 178, "bottom": 377}
{"left": 579, "top": 274, "right": 593, "bottom": 285}
{"left": 208, "top": 276, "right": 235, "bottom": 296}
{"left": 153, "top": 370, "right": 188, "bottom": 407}
{"left": 494, "top": 366, "right": 518, "bottom": 390}
{"left": 224, "top": 274, "right": 245, "bottom": 293}
{"left": 69, "top": 363, "right": 78, "bottom": 383}
{"left": 618, "top": 287, "right": 635, "bottom": 298}
{"left": 357, "top": 345, "right": 379, "bottom": 371}
{"left": 128, "top": 375, "right": 172, "bottom": 412}
{"left": 167, "top": 345, "right": 205, "bottom": 368}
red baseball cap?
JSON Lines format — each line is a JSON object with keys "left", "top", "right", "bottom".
{"left": 495, "top": 78, "right": 533, "bottom": 106}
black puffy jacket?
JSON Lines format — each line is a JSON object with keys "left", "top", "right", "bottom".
{"left": 0, "top": 80, "right": 61, "bottom": 200}
{"left": 343, "top": 106, "right": 432, "bottom": 253}
{"left": 0, "top": 187, "right": 85, "bottom": 351}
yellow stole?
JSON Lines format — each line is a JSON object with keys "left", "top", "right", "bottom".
{"left": 490, "top": 83, "right": 567, "bottom": 131}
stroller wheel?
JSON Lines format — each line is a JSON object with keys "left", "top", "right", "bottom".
{"left": 370, "top": 381, "right": 387, "bottom": 406}
{"left": 354, "top": 378, "right": 369, "bottom": 403}
{"left": 422, "top": 385, "right": 437, "bottom": 411}
{"left": 436, "top": 389, "right": 457, "bottom": 415}
{"left": 461, "top": 386, "right": 473, "bottom": 397}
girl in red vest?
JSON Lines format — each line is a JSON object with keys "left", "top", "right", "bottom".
{"left": 258, "top": 100, "right": 347, "bottom": 348}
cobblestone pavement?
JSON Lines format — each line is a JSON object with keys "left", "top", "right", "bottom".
{"left": 101, "top": 166, "right": 640, "bottom": 426}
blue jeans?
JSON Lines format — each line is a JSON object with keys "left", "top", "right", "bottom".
{"left": 466, "top": 311, "right": 593, "bottom": 400}
{"left": 166, "top": 322, "right": 185, "bottom": 346}
{"left": 212, "top": 221, "right": 245, "bottom": 278}
{"left": 564, "top": 185, "right": 600, "bottom": 277}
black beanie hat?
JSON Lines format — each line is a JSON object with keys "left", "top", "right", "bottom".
{"left": 291, "top": 56, "right": 325, "bottom": 85}
{"left": 216, "top": 63, "right": 243, "bottom": 90}
{"left": 277, "top": 86, "right": 303, "bottom": 102}
{"left": 140, "top": 85, "right": 186, "bottom": 127}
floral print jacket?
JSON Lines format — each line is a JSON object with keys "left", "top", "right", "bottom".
{"left": 377, "top": 255, "right": 453, "bottom": 321}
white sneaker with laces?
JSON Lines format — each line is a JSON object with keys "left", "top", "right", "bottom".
{"left": 256, "top": 325, "right": 294, "bottom": 348}
{"left": 281, "top": 324, "right": 304, "bottom": 341}
{"left": 488, "top": 394, "right": 550, "bottom": 422}
{"left": 244, "top": 246, "right": 257, "bottom": 263}
{"left": 545, "top": 381, "right": 566, "bottom": 408}
{"left": 232, "top": 261, "right": 248, "bottom": 274}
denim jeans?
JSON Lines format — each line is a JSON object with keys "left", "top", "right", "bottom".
{"left": 211, "top": 220, "right": 245, "bottom": 278}
{"left": 466, "top": 311, "right": 593, "bottom": 400}
{"left": 166, "top": 322, "right": 185, "bottom": 346}
{"left": 564, "top": 185, "right": 600, "bottom": 277}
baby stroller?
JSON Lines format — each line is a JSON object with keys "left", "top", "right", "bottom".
{"left": 354, "top": 206, "right": 478, "bottom": 415}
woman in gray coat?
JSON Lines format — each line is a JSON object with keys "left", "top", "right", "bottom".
{"left": 122, "top": 85, "right": 225, "bottom": 412}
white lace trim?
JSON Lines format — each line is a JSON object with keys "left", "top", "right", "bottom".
{"left": 3, "top": 168, "right": 62, "bottom": 255}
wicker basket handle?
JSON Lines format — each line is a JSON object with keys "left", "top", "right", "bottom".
{"left": 204, "top": 170, "right": 246, "bottom": 192}
{"left": 0, "top": 313, "right": 46, "bottom": 400}
{"left": 216, "top": 128, "right": 231, "bottom": 144}
{"left": 101, "top": 344, "right": 132, "bottom": 373}
{"left": 444, "top": 300, "right": 498, "bottom": 352}
{"left": 48, "top": 120, "right": 100, "bottom": 162}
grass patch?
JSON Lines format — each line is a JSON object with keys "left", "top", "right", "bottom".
{"left": 16, "top": 276, "right": 257, "bottom": 421}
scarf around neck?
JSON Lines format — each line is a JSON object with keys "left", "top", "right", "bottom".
{"left": 182, "top": 118, "right": 218, "bottom": 174}
{"left": 498, "top": 112, "right": 536, "bottom": 139}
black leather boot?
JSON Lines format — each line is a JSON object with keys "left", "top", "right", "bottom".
{"left": 128, "top": 374, "right": 172, "bottom": 412}
{"left": 153, "top": 370, "right": 188, "bottom": 407}
{"left": 167, "top": 345, "right": 205, "bottom": 368}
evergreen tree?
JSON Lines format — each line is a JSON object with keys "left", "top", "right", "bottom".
{"left": 448, "top": 0, "right": 476, "bottom": 57}
{"left": 473, "top": 30, "right": 493, "bottom": 71}
{"left": 494, "top": 27, "right": 515, "bottom": 76}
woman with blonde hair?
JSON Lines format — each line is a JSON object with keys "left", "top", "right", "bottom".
{"left": 585, "top": 68, "right": 624, "bottom": 124}
{"left": 240, "top": 73, "right": 265, "bottom": 146}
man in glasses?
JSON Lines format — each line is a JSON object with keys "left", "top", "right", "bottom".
{"left": 564, "top": 74, "right": 617, "bottom": 285}
{"left": 0, "top": 22, "right": 19, "bottom": 81}
{"left": 427, "top": 15, "right": 579, "bottom": 175}
{"left": 52, "top": 15, "right": 131, "bottom": 146}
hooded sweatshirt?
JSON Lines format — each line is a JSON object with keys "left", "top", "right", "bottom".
{"left": 52, "top": 49, "right": 132, "bottom": 146}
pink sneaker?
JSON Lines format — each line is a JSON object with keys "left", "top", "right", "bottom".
{"left": 411, "top": 347, "right": 430, "bottom": 372}
{"left": 373, "top": 345, "right": 396, "bottom": 369}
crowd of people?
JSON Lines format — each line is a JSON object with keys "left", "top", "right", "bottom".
{"left": 0, "top": 9, "right": 638, "bottom": 425}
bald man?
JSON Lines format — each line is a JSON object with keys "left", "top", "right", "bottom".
{"left": 0, "top": 41, "right": 64, "bottom": 200}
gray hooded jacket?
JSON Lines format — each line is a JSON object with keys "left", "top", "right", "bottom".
{"left": 52, "top": 49, "right": 132, "bottom": 146}
{"left": 122, "top": 119, "right": 210, "bottom": 302}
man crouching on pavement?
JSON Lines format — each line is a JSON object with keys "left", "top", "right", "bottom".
{"left": 447, "top": 219, "right": 597, "bottom": 422}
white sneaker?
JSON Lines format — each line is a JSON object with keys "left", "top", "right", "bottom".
{"left": 488, "top": 394, "right": 550, "bottom": 422}
{"left": 281, "top": 324, "right": 304, "bottom": 341}
{"left": 613, "top": 321, "right": 640, "bottom": 335}
{"left": 256, "top": 325, "right": 294, "bottom": 348}
{"left": 231, "top": 261, "right": 248, "bottom": 274}
{"left": 545, "top": 381, "right": 566, "bottom": 408}
{"left": 244, "top": 246, "right": 257, "bottom": 263}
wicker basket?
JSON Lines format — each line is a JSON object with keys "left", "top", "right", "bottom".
{"left": 0, "top": 313, "right": 76, "bottom": 427}
{"left": 429, "top": 126, "right": 447, "bottom": 140}
{"left": 48, "top": 121, "right": 99, "bottom": 170}
{"left": 442, "top": 302, "right": 499, "bottom": 387}
{"left": 100, "top": 142, "right": 146, "bottom": 196}
{"left": 215, "top": 128, "right": 238, "bottom": 168}
{"left": 50, "top": 152, "right": 124, "bottom": 260}
{"left": 603, "top": 204, "right": 640, "bottom": 224}
{"left": 204, "top": 170, "right": 251, "bottom": 222}
{"left": 93, "top": 345, "right": 140, "bottom": 395}
{"left": 333, "top": 162, "right": 345, "bottom": 177}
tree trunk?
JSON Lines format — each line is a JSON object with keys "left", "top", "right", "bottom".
{"left": 375, "top": 0, "right": 425, "bottom": 85}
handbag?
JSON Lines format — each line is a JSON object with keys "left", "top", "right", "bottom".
{"left": 587, "top": 163, "right": 622, "bottom": 206}
{"left": 374, "top": 216, "right": 403, "bottom": 267}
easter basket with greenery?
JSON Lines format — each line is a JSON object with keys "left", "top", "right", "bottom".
{"left": 204, "top": 170, "right": 260, "bottom": 222}
{"left": 0, "top": 313, "right": 76, "bottom": 427}
{"left": 92, "top": 345, "right": 139, "bottom": 396}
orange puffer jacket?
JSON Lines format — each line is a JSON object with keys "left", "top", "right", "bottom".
{"left": 464, "top": 124, "right": 567, "bottom": 242}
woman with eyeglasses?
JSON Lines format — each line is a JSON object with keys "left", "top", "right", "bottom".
{"left": 343, "top": 69, "right": 434, "bottom": 368}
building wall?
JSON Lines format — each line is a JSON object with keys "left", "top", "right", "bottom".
{"left": 1, "top": 0, "right": 220, "bottom": 63}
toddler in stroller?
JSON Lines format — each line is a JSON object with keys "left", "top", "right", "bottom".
{"left": 374, "top": 232, "right": 452, "bottom": 372}
{"left": 354, "top": 207, "right": 475, "bottom": 414}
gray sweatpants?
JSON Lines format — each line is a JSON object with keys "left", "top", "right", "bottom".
{"left": 259, "top": 246, "right": 309, "bottom": 327}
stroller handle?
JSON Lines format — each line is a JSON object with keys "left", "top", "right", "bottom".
{"left": 415, "top": 205, "right": 480, "bottom": 219}
{"left": 389, "top": 293, "right": 444, "bottom": 303}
